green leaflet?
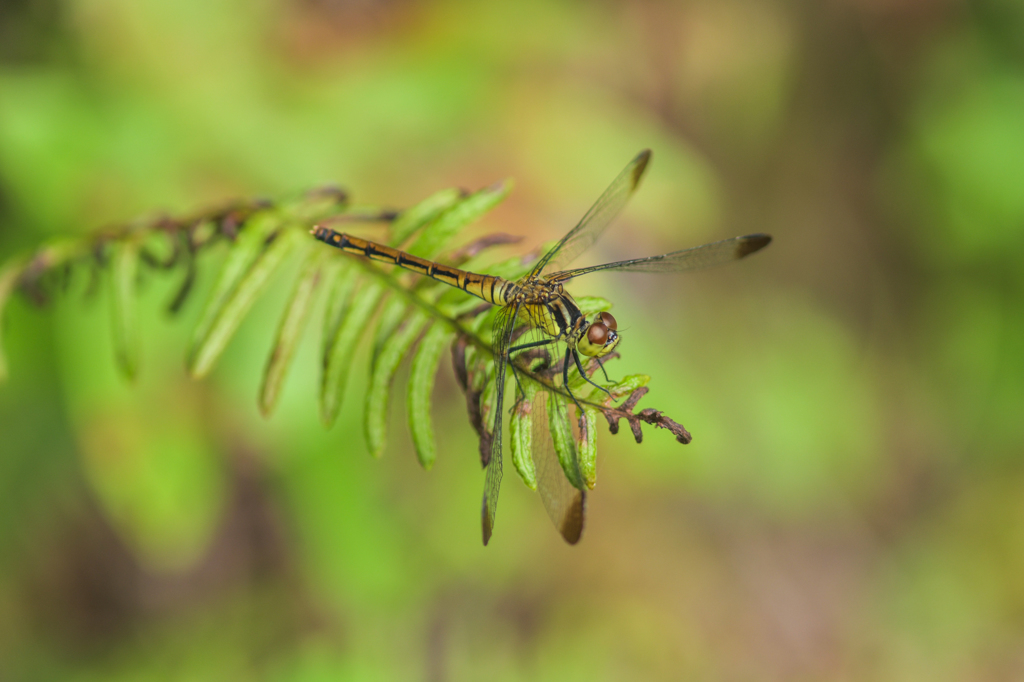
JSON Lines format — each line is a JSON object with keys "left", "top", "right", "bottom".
{"left": 407, "top": 322, "right": 454, "bottom": 470}
{"left": 409, "top": 180, "right": 512, "bottom": 259}
{"left": 372, "top": 295, "right": 409, "bottom": 362}
{"left": 187, "top": 212, "right": 282, "bottom": 376}
{"left": 437, "top": 293, "right": 489, "bottom": 320}
{"left": 321, "top": 260, "right": 360, "bottom": 357}
{"left": 475, "top": 252, "right": 537, "bottom": 284}
{"left": 575, "top": 296, "right": 613, "bottom": 316}
{"left": 472, "top": 307, "right": 496, "bottom": 336}
{"left": 608, "top": 374, "right": 650, "bottom": 402}
{"left": 34, "top": 238, "right": 89, "bottom": 270}
{"left": 190, "top": 219, "right": 217, "bottom": 249}
{"left": 578, "top": 406, "right": 598, "bottom": 489}
{"left": 548, "top": 393, "right": 584, "bottom": 490}
{"left": 320, "top": 280, "right": 385, "bottom": 427}
{"left": 390, "top": 187, "right": 464, "bottom": 246}
{"left": 510, "top": 383, "right": 538, "bottom": 490}
{"left": 365, "top": 310, "right": 429, "bottom": 457}
{"left": 189, "top": 229, "right": 304, "bottom": 379}
{"left": 139, "top": 229, "right": 178, "bottom": 268}
{"left": 109, "top": 240, "right": 141, "bottom": 381}
{"left": 259, "top": 248, "right": 328, "bottom": 418}
{"left": 568, "top": 369, "right": 649, "bottom": 404}
{"left": 0, "top": 257, "right": 27, "bottom": 383}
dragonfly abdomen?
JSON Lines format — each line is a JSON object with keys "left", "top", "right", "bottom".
{"left": 311, "top": 227, "right": 510, "bottom": 305}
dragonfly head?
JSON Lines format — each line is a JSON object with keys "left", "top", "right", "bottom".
{"left": 578, "top": 312, "right": 620, "bottom": 358}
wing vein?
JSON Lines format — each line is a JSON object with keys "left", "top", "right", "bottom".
{"left": 481, "top": 301, "right": 521, "bottom": 545}
{"left": 547, "top": 233, "right": 772, "bottom": 282}
{"left": 530, "top": 150, "right": 651, "bottom": 277}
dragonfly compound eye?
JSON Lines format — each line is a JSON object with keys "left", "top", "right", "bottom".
{"left": 587, "top": 322, "right": 609, "bottom": 346}
{"left": 598, "top": 311, "right": 617, "bottom": 331}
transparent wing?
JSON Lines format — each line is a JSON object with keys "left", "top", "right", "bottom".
{"left": 531, "top": 390, "right": 585, "bottom": 544}
{"left": 530, "top": 149, "right": 652, "bottom": 278}
{"left": 546, "top": 233, "right": 772, "bottom": 283}
{"left": 481, "top": 302, "right": 521, "bottom": 545}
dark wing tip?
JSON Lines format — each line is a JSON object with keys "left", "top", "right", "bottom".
{"left": 630, "top": 149, "right": 653, "bottom": 190}
{"left": 735, "top": 233, "right": 772, "bottom": 259}
{"left": 559, "top": 493, "right": 586, "bottom": 545}
{"left": 482, "top": 502, "right": 494, "bottom": 546}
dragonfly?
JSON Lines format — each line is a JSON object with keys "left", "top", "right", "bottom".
{"left": 311, "top": 150, "right": 771, "bottom": 545}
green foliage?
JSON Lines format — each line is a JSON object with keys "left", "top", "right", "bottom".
{"left": 547, "top": 391, "right": 583, "bottom": 490}
{"left": 189, "top": 223, "right": 308, "bottom": 378}
{"left": 0, "top": 180, "right": 692, "bottom": 512}
{"left": 407, "top": 323, "right": 455, "bottom": 470}
{"left": 108, "top": 239, "right": 141, "bottom": 380}
{"left": 366, "top": 310, "right": 429, "bottom": 457}
{"left": 389, "top": 187, "right": 465, "bottom": 246}
{"left": 2, "top": 0, "right": 1023, "bottom": 674}
{"left": 321, "top": 262, "right": 360, "bottom": 356}
{"left": 0, "top": 258, "right": 27, "bottom": 383}
{"left": 407, "top": 181, "right": 512, "bottom": 258}
{"left": 321, "top": 280, "right": 385, "bottom": 426}
{"left": 578, "top": 406, "right": 599, "bottom": 489}
{"left": 259, "top": 248, "right": 329, "bottom": 417}
{"left": 509, "top": 382, "right": 538, "bottom": 490}
{"left": 188, "top": 212, "right": 284, "bottom": 376}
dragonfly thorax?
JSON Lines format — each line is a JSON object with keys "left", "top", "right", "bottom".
{"left": 515, "top": 281, "right": 620, "bottom": 358}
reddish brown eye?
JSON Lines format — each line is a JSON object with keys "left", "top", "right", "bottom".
{"left": 587, "top": 322, "right": 609, "bottom": 346}
{"left": 598, "top": 312, "right": 617, "bottom": 331}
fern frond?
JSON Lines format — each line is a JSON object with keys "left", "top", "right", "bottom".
{"left": 0, "top": 177, "right": 693, "bottom": 535}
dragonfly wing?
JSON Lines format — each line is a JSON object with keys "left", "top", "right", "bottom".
{"left": 547, "top": 233, "right": 771, "bottom": 282}
{"left": 481, "top": 302, "right": 521, "bottom": 545}
{"left": 530, "top": 150, "right": 652, "bottom": 278}
{"left": 532, "top": 391, "right": 586, "bottom": 544}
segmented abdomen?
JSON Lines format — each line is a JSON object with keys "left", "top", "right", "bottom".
{"left": 311, "top": 226, "right": 510, "bottom": 305}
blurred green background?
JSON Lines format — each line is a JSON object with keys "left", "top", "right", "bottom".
{"left": 2, "top": 0, "right": 1024, "bottom": 680}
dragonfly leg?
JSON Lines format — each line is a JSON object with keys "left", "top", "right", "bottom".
{"left": 509, "top": 364, "right": 526, "bottom": 402}
{"left": 507, "top": 338, "right": 557, "bottom": 401}
{"left": 562, "top": 347, "right": 585, "bottom": 414}
{"left": 573, "top": 349, "right": 612, "bottom": 397}
{"left": 508, "top": 338, "right": 556, "bottom": 354}
{"left": 595, "top": 357, "right": 612, "bottom": 383}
